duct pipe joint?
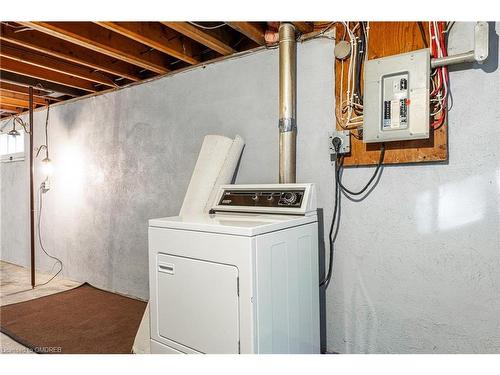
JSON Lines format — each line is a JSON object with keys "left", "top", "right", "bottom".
{"left": 279, "top": 118, "right": 297, "bottom": 132}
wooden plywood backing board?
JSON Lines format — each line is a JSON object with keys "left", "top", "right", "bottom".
{"left": 335, "top": 22, "right": 448, "bottom": 166}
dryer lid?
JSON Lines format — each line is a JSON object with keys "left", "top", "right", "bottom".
{"left": 149, "top": 212, "right": 317, "bottom": 236}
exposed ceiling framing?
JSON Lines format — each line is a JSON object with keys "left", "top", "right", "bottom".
{"left": 0, "top": 21, "right": 321, "bottom": 119}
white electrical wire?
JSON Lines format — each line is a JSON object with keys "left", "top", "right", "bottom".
{"left": 188, "top": 21, "right": 226, "bottom": 30}
{"left": 34, "top": 104, "right": 63, "bottom": 287}
{"left": 365, "top": 22, "right": 370, "bottom": 61}
{"left": 336, "top": 22, "right": 364, "bottom": 130}
{"left": 36, "top": 184, "right": 63, "bottom": 287}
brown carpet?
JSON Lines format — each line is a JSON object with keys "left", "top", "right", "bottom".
{"left": 0, "top": 283, "right": 147, "bottom": 354}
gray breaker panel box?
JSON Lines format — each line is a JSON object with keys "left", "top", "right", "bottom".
{"left": 363, "top": 48, "right": 430, "bottom": 143}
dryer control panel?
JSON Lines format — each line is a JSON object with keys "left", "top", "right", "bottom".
{"left": 218, "top": 190, "right": 304, "bottom": 208}
{"left": 211, "top": 183, "right": 317, "bottom": 216}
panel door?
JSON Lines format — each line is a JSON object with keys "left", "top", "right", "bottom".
{"left": 156, "top": 253, "right": 240, "bottom": 354}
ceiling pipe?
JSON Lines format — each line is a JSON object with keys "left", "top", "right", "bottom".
{"left": 265, "top": 22, "right": 280, "bottom": 44}
{"left": 278, "top": 22, "right": 297, "bottom": 184}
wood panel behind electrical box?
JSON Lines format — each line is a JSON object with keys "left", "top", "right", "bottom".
{"left": 335, "top": 22, "right": 448, "bottom": 166}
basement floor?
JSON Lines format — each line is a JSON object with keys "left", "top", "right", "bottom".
{"left": 0, "top": 261, "right": 80, "bottom": 354}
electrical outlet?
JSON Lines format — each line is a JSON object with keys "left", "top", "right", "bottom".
{"left": 41, "top": 179, "right": 50, "bottom": 193}
{"left": 329, "top": 130, "right": 350, "bottom": 160}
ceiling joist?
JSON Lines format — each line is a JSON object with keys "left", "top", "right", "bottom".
{"left": 1, "top": 71, "right": 86, "bottom": 97}
{"left": 0, "top": 90, "right": 48, "bottom": 106}
{"left": 0, "top": 81, "right": 60, "bottom": 101}
{"left": 0, "top": 42, "right": 117, "bottom": 88}
{"left": 292, "top": 22, "right": 314, "bottom": 34}
{"left": 162, "top": 22, "right": 236, "bottom": 56}
{"left": 0, "top": 24, "right": 142, "bottom": 82}
{"left": 95, "top": 22, "right": 200, "bottom": 65}
{"left": 0, "top": 56, "right": 98, "bottom": 92}
{"left": 18, "top": 22, "right": 172, "bottom": 74}
{"left": 0, "top": 96, "right": 31, "bottom": 109}
{"left": 226, "top": 22, "right": 266, "bottom": 45}
{"left": 0, "top": 21, "right": 323, "bottom": 117}
{"left": 0, "top": 103, "right": 23, "bottom": 113}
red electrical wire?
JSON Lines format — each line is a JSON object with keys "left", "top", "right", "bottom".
{"left": 430, "top": 21, "right": 449, "bottom": 130}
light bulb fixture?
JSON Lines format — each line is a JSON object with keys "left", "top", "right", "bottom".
{"left": 41, "top": 156, "right": 53, "bottom": 176}
{"left": 8, "top": 123, "right": 20, "bottom": 137}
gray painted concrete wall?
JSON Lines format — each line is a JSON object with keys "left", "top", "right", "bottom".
{"left": 327, "top": 22, "right": 500, "bottom": 353}
{"left": 0, "top": 23, "right": 498, "bottom": 354}
{"left": 2, "top": 38, "right": 335, "bottom": 299}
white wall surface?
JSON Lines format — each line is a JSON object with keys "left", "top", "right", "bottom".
{"left": 0, "top": 159, "right": 29, "bottom": 266}
{"left": 0, "top": 23, "right": 498, "bottom": 353}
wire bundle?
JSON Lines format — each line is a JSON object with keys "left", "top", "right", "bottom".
{"left": 322, "top": 22, "right": 453, "bottom": 289}
{"left": 37, "top": 185, "right": 63, "bottom": 286}
{"left": 429, "top": 21, "right": 451, "bottom": 130}
{"left": 336, "top": 22, "right": 369, "bottom": 135}
{"left": 36, "top": 105, "right": 64, "bottom": 287}
{"left": 320, "top": 143, "right": 385, "bottom": 289}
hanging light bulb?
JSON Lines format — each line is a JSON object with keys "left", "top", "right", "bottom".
{"left": 41, "top": 156, "right": 53, "bottom": 176}
{"left": 7, "top": 123, "right": 20, "bottom": 137}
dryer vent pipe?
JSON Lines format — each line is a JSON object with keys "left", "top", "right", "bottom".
{"left": 278, "top": 23, "right": 297, "bottom": 184}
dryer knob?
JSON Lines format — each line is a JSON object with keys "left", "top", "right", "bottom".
{"left": 282, "top": 192, "right": 298, "bottom": 205}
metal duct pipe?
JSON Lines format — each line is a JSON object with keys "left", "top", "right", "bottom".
{"left": 431, "top": 51, "right": 476, "bottom": 68}
{"left": 431, "top": 22, "right": 489, "bottom": 69}
{"left": 278, "top": 23, "right": 297, "bottom": 183}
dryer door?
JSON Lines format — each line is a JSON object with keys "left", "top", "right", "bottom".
{"left": 156, "top": 253, "right": 240, "bottom": 354}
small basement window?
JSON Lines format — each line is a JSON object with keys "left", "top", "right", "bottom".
{"left": 0, "top": 131, "right": 25, "bottom": 162}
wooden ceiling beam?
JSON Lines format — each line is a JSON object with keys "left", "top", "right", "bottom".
{"left": 1, "top": 90, "right": 48, "bottom": 106}
{"left": 1, "top": 71, "right": 87, "bottom": 98}
{"left": 226, "top": 22, "right": 266, "bottom": 45}
{"left": 1, "top": 56, "right": 97, "bottom": 92}
{"left": 162, "top": 22, "right": 236, "bottom": 56}
{"left": 292, "top": 22, "right": 314, "bottom": 34}
{"left": 0, "top": 81, "right": 59, "bottom": 100}
{"left": 1, "top": 104, "right": 23, "bottom": 113}
{"left": 19, "top": 22, "right": 171, "bottom": 74}
{"left": 0, "top": 96, "right": 30, "bottom": 109}
{"left": 0, "top": 24, "right": 141, "bottom": 82}
{"left": 95, "top": 22, "right": 200, "bottom": 65}
{"left": 0, "top": 42, "right": 117, "bottom": 88}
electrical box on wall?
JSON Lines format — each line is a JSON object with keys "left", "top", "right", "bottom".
{"left": 329, "top": 130, "right": 350, "bottom": 159}
{"left": 363, "top": 48, "right": 430, "bottom": 143}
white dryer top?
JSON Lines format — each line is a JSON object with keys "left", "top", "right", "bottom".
{"left": 149, "top": 212, "right": 317, "bottom": 237}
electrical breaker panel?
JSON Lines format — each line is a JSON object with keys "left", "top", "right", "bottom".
{"left": 382, "top": 74, "right": 409, "bottom": 130}
{"left": 363, "top": 49, "right": 430, "bottom": 143}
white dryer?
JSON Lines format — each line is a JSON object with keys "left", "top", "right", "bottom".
{"left": 148, "top": 183, "right": 320, "bottom": 354}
